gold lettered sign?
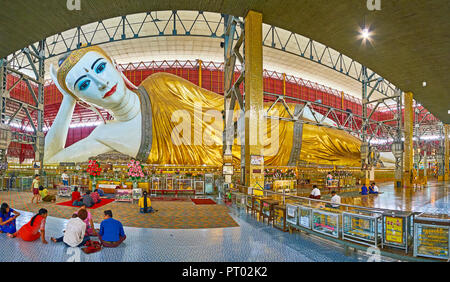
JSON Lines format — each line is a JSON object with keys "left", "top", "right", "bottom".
{"left": 416, "top": 225, "right": 449, "bottom": 259}
{"left": 385, "top": 216, "right": 404, "bottom": 244}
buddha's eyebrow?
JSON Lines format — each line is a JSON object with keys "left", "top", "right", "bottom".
{"left": 91, "top": 58, "right": 103, "bottom": 69}
{"left": 74, "top": 75, "right": 87, "bottom": 88}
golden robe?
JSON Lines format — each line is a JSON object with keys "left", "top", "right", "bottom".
{"left": 141, "top": 72, "right": 361, "bottom": 167}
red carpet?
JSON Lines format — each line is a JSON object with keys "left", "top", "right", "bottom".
{"left": 191, "top": 198, "right": 216, "bottom": 205}
{"left": 152, "top": 197, "right": 190, "bottom": 202}
{"left": 56, "top": 198, "right": 115, "bottom": 209}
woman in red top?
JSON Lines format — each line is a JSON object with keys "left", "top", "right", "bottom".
{"left": 8, "top": 208, "right": 49, "bottom": 244}
{"left": 71, "top": 187, "right": 81, "bottom": 203}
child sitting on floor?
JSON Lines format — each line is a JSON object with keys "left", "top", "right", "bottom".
{"left": 39, "top": 186, "right": 56, "bottom": 203}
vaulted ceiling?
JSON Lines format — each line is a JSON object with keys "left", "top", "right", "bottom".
{"left": 1, "top": 0, "right": 449, "bottom": 122}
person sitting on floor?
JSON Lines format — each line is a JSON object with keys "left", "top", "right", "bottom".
{"left": 74, "top": 204, "right": 98, "bottom": 236}
{"left": 99, "top": 210, "right": 126, "bottom": 248}
{"left": 325, "top": 191, "right": 341, "bottom": 209}
{"left": 0, "top": 203, "right": 20, "bottom": 236}
{"left": 39, "top": 186, "right": 57, "bottom": 203}
{"left": 369, "top": 182, "right": 379, "bottom": 194}
{"left": 91, "top": 189, "right": 101, "bottom": 204}
{"left": 9, "top": 208, "right": 49, "bottom": 244}
{"left": 360, "top": 184, "right": 368, "bottom": 196}
{"left": 51, "top": 209, "right": 90, "bottom": 247}
{"left": 138, "top": 191, "right": 156, "bottom": 213}
{"left": 309, "top": 185, "right": 321, "bottom": 199}
{"left": 71, "top": 187, "right": 82, "bottom": 204}
{"left": 74, "top": 190, "right": 95, "bottom": 207}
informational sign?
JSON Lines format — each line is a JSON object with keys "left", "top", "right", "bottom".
{"left": 415, "top": 224, "right": 449, "bottom": 260}
{"left": 286, "top": 204, "right": 298, "bottom": 225}
{"left": 222, "top": 165, "right": 233, "bottom": 175}
{"left": 299, "top": 207, "right": 312, "bottom": 229}
{"left": 312, "top": 210, "right": 339, "bottom": 238}
{"left": 385, "top": 216, "right": 404, "bottom": 245}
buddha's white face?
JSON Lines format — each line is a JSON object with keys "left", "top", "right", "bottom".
{"left": 65, "top": 51, "right": 126, "bottom": 108}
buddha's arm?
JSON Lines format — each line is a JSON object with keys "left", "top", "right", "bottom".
{"left": 45, "top": 133, "right": 112, "bottom": 163}
{"left": 44, "top": 95, "right": 76, "bottom": 162}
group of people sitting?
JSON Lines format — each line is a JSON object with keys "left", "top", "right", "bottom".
{"left": 51, "top": 208, "right": 126, "bottom": 248}
{"left": 360, "top": 182, "right": 379, "bottom": 195}
{"left": 1, "top": 201, "right": 126, "bottom": 248}
{"left": 72, "top": 187, "right": 102, "bottom": 207}
{"left": 308, "top": 185, "right": 341, "bottom": 209}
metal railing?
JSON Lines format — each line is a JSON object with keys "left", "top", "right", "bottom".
{"left": 231, "top": 183, "right": 423, "bottom": 216}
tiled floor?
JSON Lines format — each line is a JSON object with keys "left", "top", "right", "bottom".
{"left": 0, "top": 192, "right": 238, "bottom": 229}
{"left": 0, "top": 205, "right": 393, "bottom": 262}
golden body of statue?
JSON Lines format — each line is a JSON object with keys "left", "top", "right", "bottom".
{"left": 44, "top": 45, "right": 362, "bottom": 167}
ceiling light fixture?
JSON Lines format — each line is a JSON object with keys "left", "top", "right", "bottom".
{"left": 362, "top": 28, "right": 370, "bottom": 40}
{"left": 422, "top": 81, "right": 427, "bottom": 87}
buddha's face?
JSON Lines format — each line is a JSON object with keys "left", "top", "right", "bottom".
{"left": 65, "top": 51, "right": 125, "bottom": 108}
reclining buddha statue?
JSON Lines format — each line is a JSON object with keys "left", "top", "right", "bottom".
{"left": 45, "top": 45, "right": 390, "bottom": 167}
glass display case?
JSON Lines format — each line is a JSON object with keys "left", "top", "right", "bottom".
{"left": 151, "top": 177, "right": 160, "bottom": 191}
{"left": 413, "top": 214, "right": 450, "bottom": 260}
{"left": 381, "top": 211, "right": 413, "bottom": 253}
{"left": 298, "top": 206, "right": 313, "bottom": 229}
{"left": 286, "top": 203, "right": 299, "bottom": 226}
{"left": 312, "top": 209, "right": 340, "bottom": 238}
{"left": 115, "top": 189, "right": 132, "bottom": 202}
{"left": 57, "top": 185, "right": 72, "bottom": 197}
{"left": 132, "top": 188, "right": 143, "bottom": 201}
{"left": 342, "top": 211, "right": 382, "bottom": 247}
{"left": 166, "top": 178, "right": 174, "bottom": 190}
{"left": 177, "top": 179, "right": 193, "bottom": 190}
{"left": 194, "top": 180, "right": 204, "bottom": 194}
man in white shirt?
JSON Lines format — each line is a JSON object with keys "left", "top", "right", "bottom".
{"left": 326, "top": 191, "right": 341, "bottom": 209}
{"left": 61, "top": 170, "right": 69, "bottom": 186}
{"left": 51, "top": 209, "right": 90, "bottom": 247}
{"left": 370, "top": 182, "right": 379, "bottom": 194}
{"left": 309, "top": 185, "right": 321, "bottom": 199}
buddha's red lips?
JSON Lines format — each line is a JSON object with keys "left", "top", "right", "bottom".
{"left": 103, "top": 84, "right": 117, "bottom": 98}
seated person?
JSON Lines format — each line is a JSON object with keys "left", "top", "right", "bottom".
{"left": 74, "top": 204, "right": 98, "bottom": 236}
{"left": 9, "top": 209, "right": 48, "bottom": 243}
{"left": 99, "top": 210, "right": 126, "bottom": 248}
{"left": 91, "top": 189, "right": 101, "bottom": 204}
{"left": 369, "top": 182, "right": 379, "bottom": 194}
{"left": 360, "top": 184, "right": 368, "bottom": 195}
{"left": 0, "top": 203, "right": 20, "bottom": 236}
{"left": 71, "top": 187, "right": 81, "bottom": 204}
{"left": 325, "top": 191, "right": 341, "bottom": 209}
{"left": 309, "top": 185, "right": 321, "bottom": 199}
{"left": 51, "top": 209, "right": 90, "bottom": 247}
{"left": 97, "top": 188, "right": 105, "bottom": 197}
{"left": 39, "top": 186, "right": 56, "bottom": 203}
{"left": 138, "top": 191, "right": 156, "bottom": 213}
{"left": 74, "top": 191, "right": 95, "bottom": 207}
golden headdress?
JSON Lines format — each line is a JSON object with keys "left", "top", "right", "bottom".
{"left": 56, "top": 45, "right": 113, "bottom": 100}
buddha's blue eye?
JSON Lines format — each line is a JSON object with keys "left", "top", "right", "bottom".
{"left": 78, "top": 79, "right": 91, "bottom": 91}
{"left": 95, "top": 62, "right": 107, "bottom": 74}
